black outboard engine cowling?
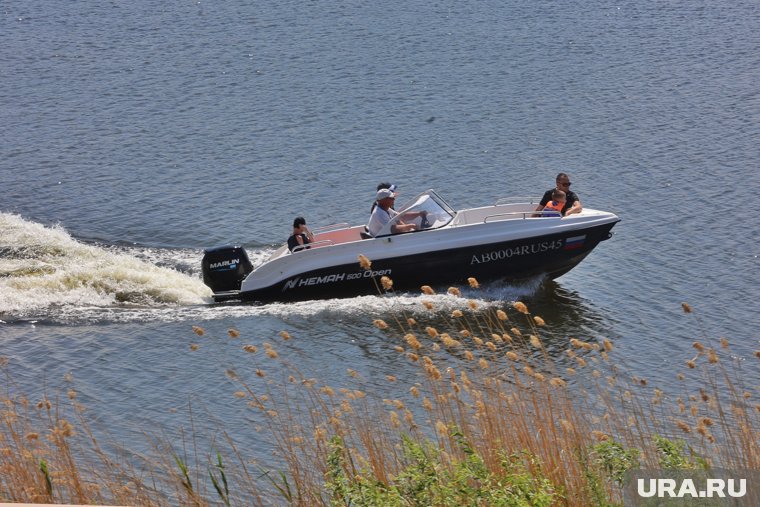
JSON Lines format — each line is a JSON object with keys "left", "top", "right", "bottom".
{"left": 201, "top": 246, "right": 254, "bottom": 293}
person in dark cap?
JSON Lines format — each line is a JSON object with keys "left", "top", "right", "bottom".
{"left": 287, "top": 216, "right": 315, "bottom": 252}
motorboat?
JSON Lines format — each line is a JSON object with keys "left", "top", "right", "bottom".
{"left": 201, "top": 190, "right": 620, "bottom": 303}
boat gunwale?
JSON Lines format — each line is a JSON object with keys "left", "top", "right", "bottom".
{"left": 242, "top": 208, "right": 620, "bottom": 292}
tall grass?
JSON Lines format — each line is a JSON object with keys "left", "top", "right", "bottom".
{"left": 1, "top": 271, "right": 758, "bottom": 505}
{"left": 0, "top": 375, "right": 161, "bottom": 505}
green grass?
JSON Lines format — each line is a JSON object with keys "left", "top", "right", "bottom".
{"left": 1, "top": 272, "right": 758, "bottom": 506}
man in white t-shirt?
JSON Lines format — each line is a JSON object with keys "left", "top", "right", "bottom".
{"left": 367, "top": 188, "right": 417, "bottom": 236}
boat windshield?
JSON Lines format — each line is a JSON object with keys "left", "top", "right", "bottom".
{"left": 376, "top": 190, "right": 455, "bottom": 237}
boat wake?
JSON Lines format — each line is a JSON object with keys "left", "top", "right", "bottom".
{"left": 0, "top": 213, "right": 543, "bottom": 325}
{"left": 0, "top": 213, "right": 214, "bottom": 323}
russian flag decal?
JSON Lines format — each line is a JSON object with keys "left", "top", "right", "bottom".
{"left": 563, "top": 235, "right": 586, "bottom": 250}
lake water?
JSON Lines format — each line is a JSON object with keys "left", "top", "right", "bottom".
{"left": 2, "top": 0, "right": 758, "bottom": 485}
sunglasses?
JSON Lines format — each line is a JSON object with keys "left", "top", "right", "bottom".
{"left": 559, "top": 181, "right": 572, "bottom": 187}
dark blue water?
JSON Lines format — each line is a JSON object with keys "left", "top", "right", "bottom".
{"left": 2, "top": 0, "right": 758, "bottom": 473}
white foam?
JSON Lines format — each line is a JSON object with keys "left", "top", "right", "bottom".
{"left": 0, "top": 213, "right": 213, "bottom": 320}
{"left": 0, "top": 213, "right": 537, "bottom": 324}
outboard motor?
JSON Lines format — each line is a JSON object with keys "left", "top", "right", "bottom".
{"left": 201, "top": 245, "right": 254, "bottom": 293}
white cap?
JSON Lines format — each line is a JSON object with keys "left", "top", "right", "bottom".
{"left": 376, "top": 188, "right": 396, "bottom": 200}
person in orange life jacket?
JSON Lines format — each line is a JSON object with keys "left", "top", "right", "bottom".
{"left": 535, "top": 172, "right": 582, "bottom": 216}
{"left": 287, "top": 216, "right": 314, "bottom": 252}
{"left": 541, "top": 189, "right": 566, "bottom": 217}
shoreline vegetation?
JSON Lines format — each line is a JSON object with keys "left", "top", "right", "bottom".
{"left": 1, "top": 257, "right": 758, "bottom": 505}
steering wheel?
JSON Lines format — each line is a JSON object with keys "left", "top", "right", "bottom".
{"left": 420, "top": 212, "right": 431, "bottom": 229}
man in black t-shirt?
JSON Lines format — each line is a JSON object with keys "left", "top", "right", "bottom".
{"left": 287, "top": 216, "right": 314, "bottom": 252}
{"left": 535, "top": 172, "right": 582, "bottom": 216}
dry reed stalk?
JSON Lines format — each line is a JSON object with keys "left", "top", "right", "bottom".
{"left": 1, "top": 295, "right": 757, "bottom": 506}
{"left": 0, "top": 391, "right": 167, "bottom": 506}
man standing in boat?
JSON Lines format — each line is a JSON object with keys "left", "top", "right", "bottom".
{"left": 368, "top": 188, "right": 424, "bottom": 236}
{"left": 535, "top": 172, "right": 582, "bottom": 216}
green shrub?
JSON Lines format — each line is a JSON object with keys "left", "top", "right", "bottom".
{"left": 325, "top": 431, "right": 557, "bottom": 507}
{"left": 590, "top": 440, "right": 641, "bottom": 484}
{"left": 654, "top": 435, "right": 707, "bottom": 470}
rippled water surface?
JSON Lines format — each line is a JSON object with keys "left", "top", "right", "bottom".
{"left": 2, "top": 0, "right": 759, "bottom": 479}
